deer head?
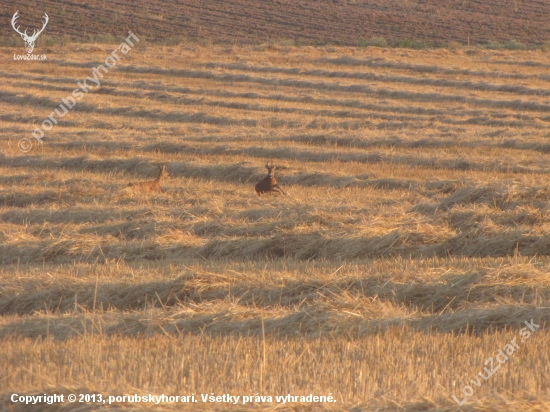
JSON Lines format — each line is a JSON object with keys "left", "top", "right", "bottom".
{"left": 12, "top": 11, "right": 49, "bottom": 54}
{"left": 265, "top": 162, "right": 275, "bottom": 177}
{"left": 158, "top": 165, "right": 170, "bottom": 179}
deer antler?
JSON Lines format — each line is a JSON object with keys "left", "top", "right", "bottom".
{"left": 11, "top": 11, "right": 27, "bottom": 38}
{"left": 12, "top": 11, "right": 49, "bottom": 41}
{"left": 30, "top": 13, "right": 49, "bottom": 40}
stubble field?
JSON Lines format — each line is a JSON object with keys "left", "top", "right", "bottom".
{"left": 1, "top": 43, "right": 550, "bottom": 410}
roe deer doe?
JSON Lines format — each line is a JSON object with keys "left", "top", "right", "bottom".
{"left": 128, "top": 165, "right": 169, "bottom": 192}
{"left": 255, "top": 162, "right": 287, "bottom": 196}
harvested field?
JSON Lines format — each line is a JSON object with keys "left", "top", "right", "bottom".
{"left": 1, "top": 42, "right": 550, "bottom": 410}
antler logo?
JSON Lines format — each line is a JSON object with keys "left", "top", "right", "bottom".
{"left": 11, "top": 10, "right": 49, "bottom": 54}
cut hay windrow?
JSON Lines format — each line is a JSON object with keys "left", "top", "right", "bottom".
{"left": 204, "top": 62, "right": 550, "bottom": 97}
{"left": 22, "top": 60, "right": 550, "bottom": 112}
{"left": 3, "top": 43, "right": 550, "bottom": 410}
{"left": 319, "top": 56, "right": 550, "bottom": 81}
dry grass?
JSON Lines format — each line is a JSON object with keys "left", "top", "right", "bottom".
{"left": 1, "top": 43, "right": 550, "bottom": 410}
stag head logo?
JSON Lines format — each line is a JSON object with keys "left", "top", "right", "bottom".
{"left": 12, "top": 11, "right": 49, "bottom": 54}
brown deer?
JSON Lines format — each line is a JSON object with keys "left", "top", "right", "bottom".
{"left": 128, "top": 165, "right": 169, "bottom": 192}
{"left": 255, "top": 162, "right": 287, "bottom": 196}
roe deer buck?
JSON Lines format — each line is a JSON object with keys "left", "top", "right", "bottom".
{"left": 255, "top": 162, "right": 287, "bottom": 196}
{"left": 128, "top": 165, "right": 169, "bottom": 192}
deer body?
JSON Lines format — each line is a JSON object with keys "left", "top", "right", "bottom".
{"left": 255, "top": 163, "right": 286, "bottom": 196}
{"left": 128, "top": 165, "right": 169, "bottom": 192}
